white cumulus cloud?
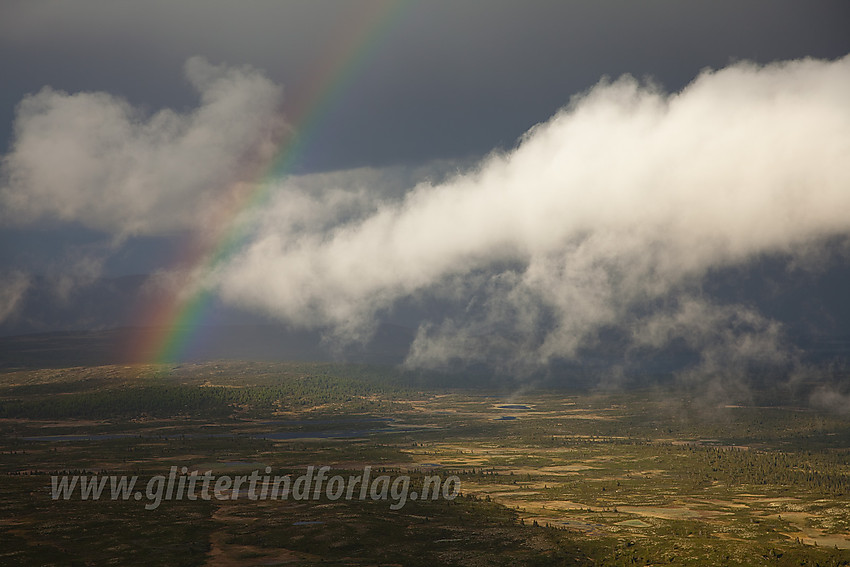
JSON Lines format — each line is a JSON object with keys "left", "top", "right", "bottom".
{"left": 0, "top": 57, "right": 287, "bottom": 237}
{"left": 213, "top": 54, "right": 850, "bottom": 373}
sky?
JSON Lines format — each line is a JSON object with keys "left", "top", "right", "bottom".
{"left": 1, "top": 1, "right": 850, "bottom": 399}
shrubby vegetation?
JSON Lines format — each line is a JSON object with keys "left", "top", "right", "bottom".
{"left": 2, "top": 361, "right": 850, "bottom": 565}
{"left": 0, "top": 362, "right": 412, "bottom": 419}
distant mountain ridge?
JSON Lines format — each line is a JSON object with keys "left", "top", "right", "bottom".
{"left": 1, "top": 263, "right": 849, "bottom": 373}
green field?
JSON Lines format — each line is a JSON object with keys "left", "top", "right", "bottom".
{"left": 1, "top": 361, "right": 849, "bottom": 565}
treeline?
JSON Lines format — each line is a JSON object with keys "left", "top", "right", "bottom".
{"left": 679, "top": 446, "right": 850, "bottom": 497}
{"left": 0, "top": 375, "right": 400, "bottom": 419}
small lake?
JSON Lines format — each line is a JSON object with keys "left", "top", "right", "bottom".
{"left": 17, "top": 418, "right": 424, "bottom": 443}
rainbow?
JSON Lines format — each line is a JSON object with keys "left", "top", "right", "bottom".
{"left": 134, "top": 1, "right": 410, "bottom": 365}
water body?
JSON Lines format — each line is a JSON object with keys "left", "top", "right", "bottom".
{"left": 260, "top": 417, "right": 393, "bottom": 426}
{"left": 18, "top": 419, "right": 424, "bottom": 443}
{"left": 19, "top": 433, "right": 140, "bottom": 442}
{"left": 257, "top": 426, "right": 423, "bottom": 440}
{"left": 20, "top": 432, "right": 234, "bottom": 442}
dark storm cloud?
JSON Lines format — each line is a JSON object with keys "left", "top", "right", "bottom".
{"left": 1, "top": 1, "right": 848, "bottom": 169}
{"left": 1, "top": 1, "right": 850, "bottom": 395}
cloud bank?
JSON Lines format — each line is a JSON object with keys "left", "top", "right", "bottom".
{"left": 0, "top": 271, "right": 30, "bottom": 324}
{"left": 1, "top": 57, "right": 287, "bottom": 237}
{"left": 2, "top": 54, "right": 849, "bottom": 386}
{"left": 214, "top": 54, "right": 850, "bottom": 376}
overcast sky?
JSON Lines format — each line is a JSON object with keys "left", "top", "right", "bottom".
{"left": 2, "top": 1, "right": 849, "bottom": 169}
{"left": 1, "top": 1, "right": 850, "bottom": 390}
